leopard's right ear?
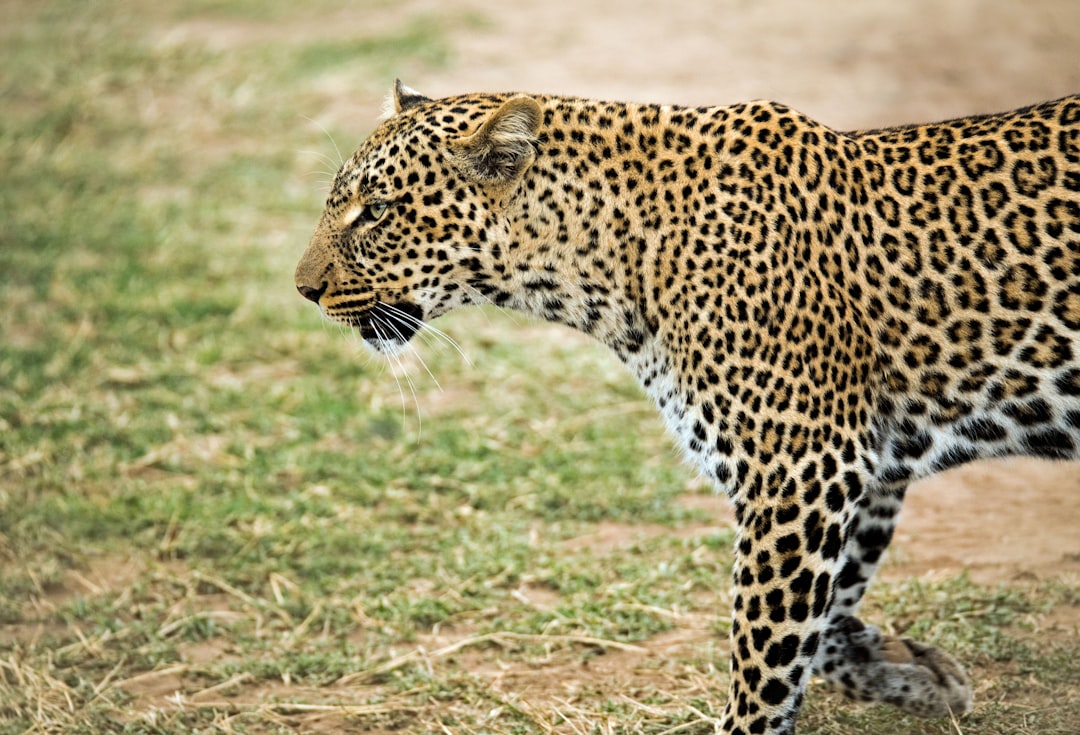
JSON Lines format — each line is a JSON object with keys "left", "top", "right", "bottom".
{"left": 392, "top": 79, "right": 431, "bottom": 114}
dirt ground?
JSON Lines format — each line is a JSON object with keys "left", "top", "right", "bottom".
{"left": 409, "top": 0, "right": 1080, "bottom": 126}
{"left": 385, "top": 0, "right": 1080, "bottom": 588}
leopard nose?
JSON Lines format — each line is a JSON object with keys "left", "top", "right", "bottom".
{"left": 297, "top": 282, "right": 328, "bottom": 304}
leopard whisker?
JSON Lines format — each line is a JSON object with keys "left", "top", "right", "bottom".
{"left": 419, "top": 323, "right": 474, "bottom": 368}
{"left": 460, "top": 281, "right": 523, "bottom": 326}
{"left": 376, "top": 304, "right": 445, "bottom": 392}
{"left": 302, "top": 170, "right": 337, "bottom": 185}
{"left": 380, "top": 302, "right": 474, "bottom": 368}
{"left": 300, "top": 165, "right": 338, "bottom": 182}
{"left": 300, "top": 115, "right": 345, "bottom": 168}
{"left": 370, "top": 318, "right": 422, "bottom": 438}
{"left": 299, "top": 150, "right": 342, "bottom": 175}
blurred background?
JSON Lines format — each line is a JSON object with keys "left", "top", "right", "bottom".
{"left": 2, "top": 1, "right": 1078, "bottom": 733}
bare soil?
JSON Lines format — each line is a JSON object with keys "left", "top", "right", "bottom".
{"left": 383, "top": 0, "right": 1080, "bottom": 125}
{"left": 894, "top": 458, "right": 1080, "bottom": 583}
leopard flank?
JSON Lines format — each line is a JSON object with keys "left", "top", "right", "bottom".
{"left": 295, "top": 81, "right": 1080, "bottom": 734}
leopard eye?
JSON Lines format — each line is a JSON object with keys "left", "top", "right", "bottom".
{"left": 362, "top": 202, "right": 389, "bottom": 223}
{"left": 349, "top": 202, "right": 390, "bottom": 228}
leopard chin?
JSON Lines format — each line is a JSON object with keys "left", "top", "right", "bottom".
{"left": 354, "top": 301, "right": 424, "bottom": 353}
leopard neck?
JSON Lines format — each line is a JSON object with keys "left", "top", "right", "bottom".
{"left": 488, "top": 96, "right": 685, "bottom": 361}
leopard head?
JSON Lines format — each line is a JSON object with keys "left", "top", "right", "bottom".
{"left": 294, "top": 81, "right": 542, "bottom": 353}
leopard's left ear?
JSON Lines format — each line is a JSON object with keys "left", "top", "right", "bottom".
{"left": 451, "top": 96, "right": 542, "bottom": 185}
{"left": 392, "top": 79, "right": 431, "bottom": 114}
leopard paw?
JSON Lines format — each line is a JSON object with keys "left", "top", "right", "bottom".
{"left": 816, "top": 616, "right": 973, "bottom": 718}
{"left": 878, "top": 635, "right": 973, "bottom": 718}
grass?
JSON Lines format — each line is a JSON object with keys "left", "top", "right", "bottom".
{"left": 1, "top": 2, "right": 1078, "bottom": 733}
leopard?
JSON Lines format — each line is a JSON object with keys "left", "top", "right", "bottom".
{"left": 294, "top": 80, "right": 1080, "bottom": 734}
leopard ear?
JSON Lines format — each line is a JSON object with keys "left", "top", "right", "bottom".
{"left": 392, "top": 79, "right": 431, "bottom": 114}
{"left": 451, "top": 96, "right": 542, "bottom": 184}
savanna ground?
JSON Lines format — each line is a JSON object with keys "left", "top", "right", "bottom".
{"left": 2, "top": 1, "right": 1079, "bottom": 733}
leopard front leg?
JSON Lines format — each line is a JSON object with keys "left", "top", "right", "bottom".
{"left": 812, "top": 488, "right": 973, "bottom": 718}
{"left": 719, "top": 495, "right": 852, "bottom": 734}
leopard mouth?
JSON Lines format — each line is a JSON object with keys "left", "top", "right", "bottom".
{"left": 354, "top": 301, "right": 424, "bottom": 349}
